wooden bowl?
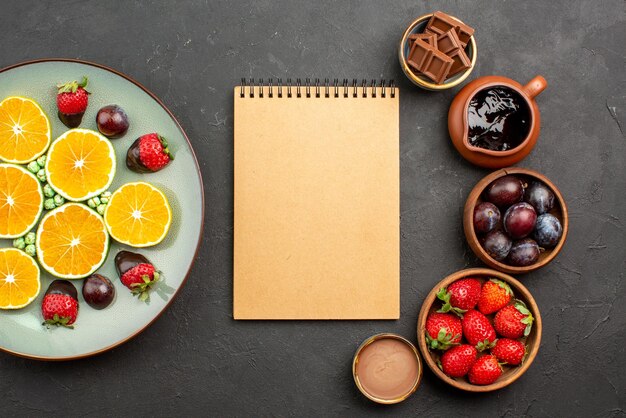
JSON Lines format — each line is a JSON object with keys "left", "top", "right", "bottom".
{"left": 417, "top": 268, "right": 542, "bottom": 392}
{"left": 463, "top": 167, "right": 568, "bottom": 274}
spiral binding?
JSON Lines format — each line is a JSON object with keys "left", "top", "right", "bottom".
{"left": 240, "top": 78, "right": 395, "bottom": 98}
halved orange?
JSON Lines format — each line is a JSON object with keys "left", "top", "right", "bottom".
{"left": 0, "top": 97, "right": 51, "bottom": 164}
{"left": 104, "top": 182, "right": 172, "bottom": 247}
{"left": 0, "top": 163, "right": 44, "bottom": 238}
{"left": 0, "top": 248, "right": 41, "bottom": 309}
{"left": 36, "top": 203, "right": 109, "bottom": 279}
{"left": 45, "top": 129, "right": 116, "bottom": 201}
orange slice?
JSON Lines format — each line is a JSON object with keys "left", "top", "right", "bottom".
{"left": 36, "top": 203, "right": 109, "bottom": 279}
{"left": 0, "top": 163, "right": 44, "bottom": 238}
{"left": 104, "top": 182, "right": 172, "bottom": 247}
{"left": 45, "top": 129, "right": 116, "bottom": 201}
{"left": 0, "top": 97, "right": 51, "bottom": 164}
{"left": 0, "top": 248, "right": 41, "bottom": 309}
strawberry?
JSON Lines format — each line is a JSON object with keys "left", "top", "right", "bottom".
{"left": 56, "top": 76, "right": 90, "bottom": 128}
{"left": 126, "top": 133, "right": 174, "bottom": 173}
{"left": 440, "top": 344, "right": 478, "bottom": 377}
{"left": 437, "top": 277, "right": 481, "bottom": 315}
{"left": 468, "top": 355, "right": 502, "bottom": 385}
{"left": 425, "top": 312, "right": 462, "bottom": 350}
{"left": 491, "top": 338, "right": 526, "bottom": 365}
{"left": 494, "top": 300, "right": 534, "bottom": 338}
{"left": 477, "top": 279, "right": 513, "bottom": 315}
{"left": 41, "top": 280, "right": 79, "bottom": 328}
{"left": 120, "top": 263, "right": 160, "bottom": 302}
{"left": 462, "top": 309, "right": 497, "bottom": 350}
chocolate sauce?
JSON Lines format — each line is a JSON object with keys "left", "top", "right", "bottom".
{"left": 45, "top": 279, "right": 78, "bottom": 300}
{"left": 126, "top": 138, "right": 150, "bottom": 173}
{"left": 115, "top": 250, "right": 151, "bottom": 277}
{"left": 467, "top": 86, "right": 531, "bottom": 151}
{"left": 58, "top": 111, "right": 84, "bottom": 129}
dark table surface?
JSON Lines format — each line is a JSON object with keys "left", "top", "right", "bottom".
{"left": 1, "top": 1, "right": 625, "bottom": 416}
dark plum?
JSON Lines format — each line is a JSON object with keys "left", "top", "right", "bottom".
{"left": 533, "top": 213, "right": 562, "bottom": 248}
{"left": 504, "top": 202, "right": 537, "bottom": 239}
{"left": 82, "top": 274, "right": 115, "bottom": 309}
{"left": 484, "top": 175, "right": 525, "bottom": 208}
{"left": 473, "top": 202, "right": 501, "bottom": 234}
{"left": 481, "top": 230, "right": 512, "bottom": 261}
{"left": 96, "top": 105, "right": 129, "bottom": 139}
{"left": 508, "top": 238, "right": 540, "bottom": 266}
{"left": 524, "top": 181, "right": 555, "bottom": 214}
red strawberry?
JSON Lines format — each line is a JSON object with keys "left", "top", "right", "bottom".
{"left": 494, "top": 300, "right": 534, "bottom": 338}
{"left": 127, "top": 133, "right": 174, "bottom": 173}
{"left": 491, "top": 338, "right": 526, "bottom": 365}
{"left": 425, "top": 312, "right": 462, "bottom": 350}
{"left": 468, "top": 355, "right": 502, "bottom": 385}
{"left": 440, "top": 344, "right": 478, "bottom": 377}
{"left": 437, "top": 277, "right": 482, "bottom": 315}
{"left": 120, "top": 263, "right": 160, "bottom": 302}
{"left": 477, "top": 279, "right": 513, "bottom": 314}
{"left": 462, "top": 309, "right": 497, "bottom": 350}
{"left": 41, "top": 280, "right": 79, "bottom": 328}
{"left": 56, "top": 76, "right": 90, "bottom": 128}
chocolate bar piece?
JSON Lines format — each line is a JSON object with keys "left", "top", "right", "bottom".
{"left": 408, "top": 33, "right": 437, "bottom": 50}
{"left": 407, "top": 38, "right": 434, "bottom": 72}
{"left": 437, "top": 29, "right": 462, "bottom": 55}
{"left": 421, "top": 48, "right": 453, "bottom": 84}
{"left": 426, "top": 11, "right": 475, "bottom": 47}
{"left": 446, "top": 47, "right": 472, "bottom": 77}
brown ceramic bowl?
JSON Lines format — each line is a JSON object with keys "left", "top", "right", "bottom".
{"left": 464, "top": 167, "right": 568, "bottom": 274}
{"left": 398, "top": 13, "right": 477, "bottom": 91}
{"left": 417, "top": 268, "right": 542, "bottom": 392}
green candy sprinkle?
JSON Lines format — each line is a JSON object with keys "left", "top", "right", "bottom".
{"left": 43, "top": 184, "right": 56, "bottom": 197}
{"left": 36, "top": 155, "right": 47, "bottom": 167}
{"left": 27, "top": 161, "right": 40, "bottom": 173}
{"left": 36, "top": 169, "right": 46, "bottom": 182}
{"left": 24, "top": 244, "right": 36, "bottom": 257}
{"left": 13, "top": 237, "right": 26, "bottom": 250}
{"left": 44, "top": 198, "right": 56, "bottom": 210}
{"left": 53, "top": 194, "right": 65, "bottom": 206}
{"left": 96, "top": 204, "right": 106, "bottom": 215}
{"left": 24, "top": 232, "right": 36, "bottom": 245}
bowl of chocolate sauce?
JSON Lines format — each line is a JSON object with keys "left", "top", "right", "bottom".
{"left": 448, "top": 75, "right": 547, "bottom": 168}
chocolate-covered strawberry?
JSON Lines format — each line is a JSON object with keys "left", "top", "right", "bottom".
{"left": 126, "top": 133, "right": 174, "bottom": 173}
{"left": 115, "top": 250, "right": 160, "bottom": 302}
{"left": 42, "top": 280, "right": 79, "bottom": 328}
{"left": 56, "top": 76, "right": 90, "bottom": 128}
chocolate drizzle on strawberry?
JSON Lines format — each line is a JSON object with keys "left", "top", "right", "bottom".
{"left": 57, "top": 111, "right": 84, "bottom": 128}
{"left": 45, "top": 279, "right": 78, "bottom": 300}
{"left": 114, "top": 250, "right": 151, "bottom": 276}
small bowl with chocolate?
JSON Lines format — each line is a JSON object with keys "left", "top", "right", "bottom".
{"left": 463, "top": 167, "right": 568, "bottom": 274}
{"left": 399, "top": 11, "right": 477, "bottom": 90}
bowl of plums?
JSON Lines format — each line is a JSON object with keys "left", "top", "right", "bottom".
{"left": 463, "top": 167, "right": 568, "bottom": 274}
{"left": 417, "top": 268, "right": 542, "bottom": 392}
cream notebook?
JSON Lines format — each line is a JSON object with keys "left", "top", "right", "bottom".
{"left": 234, "top": 79, "right": 399, "bottom": 320}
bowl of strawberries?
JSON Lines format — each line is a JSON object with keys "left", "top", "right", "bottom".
{"left": 417, "top": 268, "right": 541, "bottom": 392}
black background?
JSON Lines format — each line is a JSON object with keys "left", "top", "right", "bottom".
{"left": 1, "top": 1, "right": 625, "bottom": 416}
